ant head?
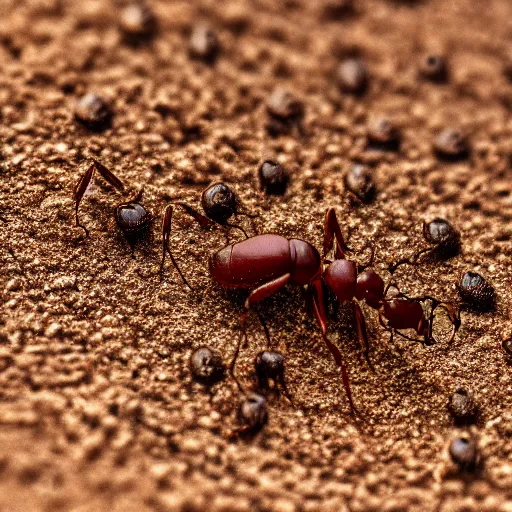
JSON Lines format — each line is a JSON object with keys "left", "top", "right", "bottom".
{"left": 201, "top": 182, "right": 237, "bottom": 224}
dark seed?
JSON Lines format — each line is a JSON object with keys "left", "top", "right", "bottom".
{"left": 238, "top": 393, "right": 268, "bottom": 432}
{"left": 119, "top": 3, "right": 157, "bottom": 41}
{"left": 255, "top": 351, "right": 285, "bottom": 384}
{"left": 336, "top": 58, "right": 368, "bottom": 94}
{"left": 190, "top": 346, "right": 225, "bottom": 384}
{"left": 457, "top": 272, "right": 495, "bottom": 311}
{"left": 201, "top": 182, "right": 237, "bottom": 224}
{"left": 74, "top": 93, "right": 112, "bottom": 131}
{"left": 366, "top": 118, "right": 400, "bottom": 150}
{"left": 114, "top": 202, "right": 152, "bottom": 237}
{"left": 258, "top": 161, "right": 288, "bottom": 195}
{"left": 189, "top": 24, "right": 220, "bottom": 63}
{"left": 502, "top": 338, "right": 512, "bottom": 357}
{"left": 419, "top": 54, "right": 449, "bottom": 82}
{"left": 433, "top": 129, "right": 469, "bottom": 159}
{"left": 449, "top": 437, "right": 478, "bottom": 471}
{"left": 344, "top": 164, "right": 375, "bottom": 203}
{"left": 266, "top": 88, "right": 304, "bottom": 122}
{"left": 423, "top": 218, "right": 460, "bottom": 255}
{"left": 449, "top": 388, "right": 477, "bottom": 423}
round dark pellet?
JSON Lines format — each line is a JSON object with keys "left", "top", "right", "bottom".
{"left": 258, "top": 161, "right": 288, "bottom": 195}
{"left": 433, "top": 129, "right": 469, "bottom": 159}
{"left": 457, "top": 272, "right": 495, "bottom": 311}
{"left": 190, "top": 346, "right": 225, "bottom": 384}
{"left": 266, "top": 88, "right": 304, "bottom": 122}
{"left": 201, "top": 182, "right": 237, "bottom": 224}
{"left": 74, "top": 93, "right": 112, "bottom": 130}
{"left": 449, "top": 388, "right": 477, "bottom": 422}
{"left": 114, "top": 202, "right": 152, "bottom": 237}
{"left": 366, "top": 118, "right": 400, "bottom": 149}
{"left": 344, "top": 164, "right": 375, "bottom": 203}
{"left": 189, "top": 24, "right": 220, "bottom": 63}
{"left": 255, "top": 351, "right": 285, "bottom": 383}
{"left": 419, "top": 54, "right": 449, "bottom": 82}
{"left": 423, "top": 218, "right": 460, "bottom": 255}
{"left": 119, "top": 3, "right": 157, "bottom": 40}
{"left": 449, "top": 437, "right": 478, "bottom": 471}
{"left": 336, "top": 58, "right": 368, "bottom": 94}
{"left": 238, "top": 393, "right": 268, "bottom": 432}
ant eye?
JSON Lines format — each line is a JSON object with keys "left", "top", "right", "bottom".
{"left": 115, "top": 202, "right": 151, "bottom": 238}
{"left": 449, "top": 437, "right": 478, "bottom": 471}
{"left": 259, "top": 161, "right": 289, "bottom": 195}
{"left": 457, "top": 271, "right": 495, "bottom": 311}
{"left": 201, "top": 182, "right": 237, "bottom": 224}
{"left": 255, "top": 351, "right": 285, "bottom": 382}
{"left": 423, "top": 218, "right": 460, "bottom": 255}
{"left": 344, "top": 164, "right": 375, "bottom": 203}
{"left": 190, "top": 346, "right": 225, "bottom": 384}
{"left": 238, "top": 393, "right": 268, "bottom": 432}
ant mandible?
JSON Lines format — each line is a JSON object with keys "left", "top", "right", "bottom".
{"left": 162, "top": 208, "right": 461, "bottom": 412}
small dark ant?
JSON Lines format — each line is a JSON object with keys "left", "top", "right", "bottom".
{"left": 163, "top": 208, "right": 461, "bottom": 412}
{"left": 254, "top": 350, "right": 292, "bottom": 403}
{"left": 389, "top": 217, "right": 460, "bottom": 272}
{"left": 190, "top": 346, "right": 225, "bottom": 385}
{"left": 457, "top": 271, "right": 495, "bottom": 311}
{"left": 72, "top": 159, "right": 253, "bottom": 288}
{"left": 232, "top": 392, "right": 268, "bottom": 438}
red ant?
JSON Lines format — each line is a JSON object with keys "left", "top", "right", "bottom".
{"left": 162, "top": 209, "right": 461, "bottom": 412}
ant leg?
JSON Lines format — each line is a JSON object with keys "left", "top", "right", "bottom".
{"left": 393, "top": 330, "right": 424, "bottom": 345}
{"left": 73, "top": 160, "right": 126, "bottom": 237}
{"left": 428, "top": 302, "right": 461, "bottom": 345}
{"left": 225, "top": 221, "right": 249, "bottom": 239}
{"left": 323, "top": 208, "right": 351, "bottom": 260}
{"left": 174, "top": 201, "right": 215, "bottom": 228}
{"left": 310, "top": 278, "right": 356, "bottom": 413}
{"left": 73, "top": 162, "right": 95, "bottom": 236}
{"left": 229, "top": 274, "right": 291, "bottom": 374}
{"left": 278, "top": 374, "right": 294, "bottom": 406}
{"left": 255, "top": 310, "right": 272, "bottom": 348}
{"left": 353, "top": 301, "right": 373, "bottom": 370}
{"left": 92, "top": 159, "right": 126, "bottom": 193}
{"left": 160, "top": 205, "right": 194, "bottom": 290}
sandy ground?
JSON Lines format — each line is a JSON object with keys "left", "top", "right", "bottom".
{"left": 0, "top": 0, "right": 512, "bottom": 511}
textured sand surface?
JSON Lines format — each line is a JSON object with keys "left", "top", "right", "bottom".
{"left": 0, "top": 0, "right": 511, "bottom": 511}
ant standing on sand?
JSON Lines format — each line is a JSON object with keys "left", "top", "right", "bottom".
{"left": 72, "top": 158, "right": 254, "bottom": 287}
{"left": 162, "top": 206, "right": 461, "bottom": 412}
{"left": 73, "top": 159, "right": 461, "bottom": 413}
